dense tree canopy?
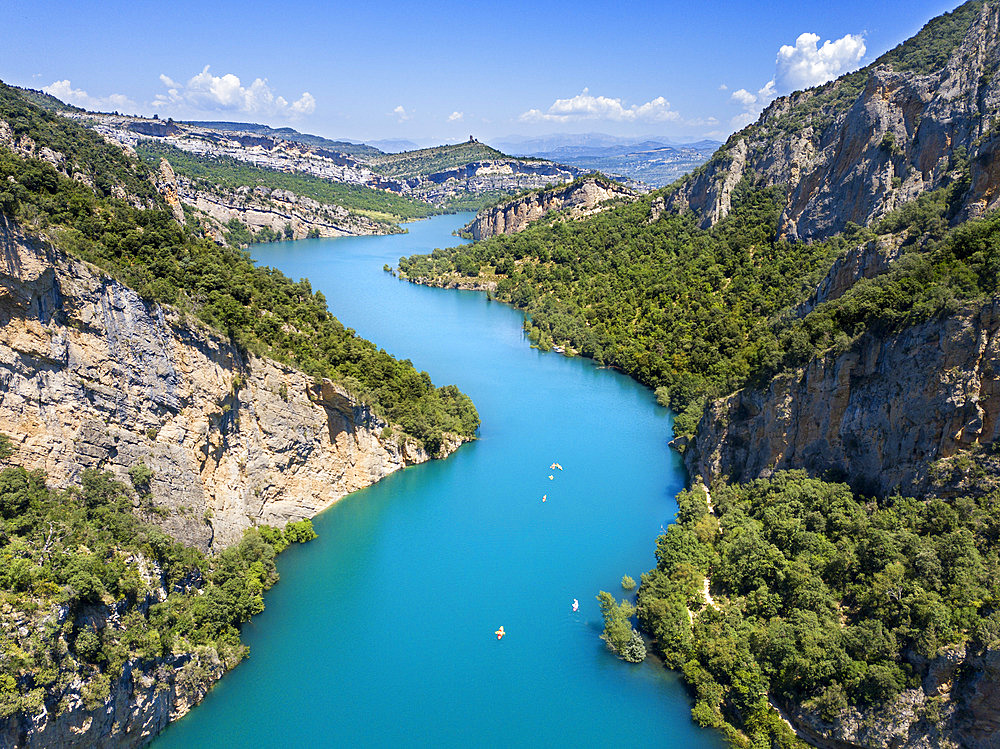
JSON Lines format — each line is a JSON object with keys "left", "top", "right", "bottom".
{"left": 0, "top": 462, "right": 316, "bottom": 718}
{"left": 638, "top": 472, "right": 1000, "bottom": 746}
{"left": 399, "top": 163, "right": 990, "bottom": 444}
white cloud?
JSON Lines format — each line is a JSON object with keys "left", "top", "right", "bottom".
{"left": 724, "top": 31, "right": 865, "bottom": 135}
{"left": 718, "top": 83, "right": 728, "bottom": 91}
{"left": 153, "top": 66, "right": 315, "bottom": 117}
{"left": 290, "top": 92, "right": 316, "bottom": 115}
{"left": 392, "top": 105, "right": 410, "bottom": 122}
{"left": 730, "top": 88, "right": 757, "bottom": 108}
{"left": 774, "top": 32, "right": 866, "bottom": 93}
{"left": 758, "top": 80, "right": 777, "bottom": 101}
{"left": 448, "top": 110, "right": 464, "bottom": 122}
{"left": 519, "top": 88, "right": 681, "bottom": 124}
{"left": 43, "top": 80, "right": 137, "bottom": 112}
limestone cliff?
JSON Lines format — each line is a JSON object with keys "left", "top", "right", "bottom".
{"left": 685, "top": 296, "right": 1000, "bottom": 500}
{"left": 777, "top": 644, "right": 1000, "bottom": 749}
{"left": 0, "top": 566, "right": 228, "bottom": 749}
{"left": 464, "top": 177, "right": 637, "bottom": 241}
{"left": 0, "top": 214, "right": 461, "bottom": 552}
{"left": 668, "top": 1, "right": 1000, "bottom": 240}
{"left": 153, "top": 158, "right": 393, "bottom": 244}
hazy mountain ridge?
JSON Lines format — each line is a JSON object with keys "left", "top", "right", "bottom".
{"left": 495, "top": 134, "right": 721, "bottom": 187}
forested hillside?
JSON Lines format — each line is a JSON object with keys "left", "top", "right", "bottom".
{"left": 0, "top": 456, "right": 317, "bottom": 744}
{"left": 400, "top": 163, "right": 995, "bottom": 439}
{"left": 366, "top": 140, "right": 511, "bottom": 179}
{"left": 0, "top": 80, "right": 478, "bottom": 450}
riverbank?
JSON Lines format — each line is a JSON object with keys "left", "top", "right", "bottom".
{"left": 152, "top": 212, "right": 726, "bottom": 749}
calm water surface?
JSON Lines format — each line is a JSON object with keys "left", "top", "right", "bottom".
{"left": 153, "top": 213, "right": 725, "bottom": 748}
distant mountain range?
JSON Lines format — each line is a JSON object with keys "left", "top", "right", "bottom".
{"left": 366, "top": 138, "right": 421, "bottom": 153}
{"left": 492, "top": 133, "right": 721, "bottom": 187}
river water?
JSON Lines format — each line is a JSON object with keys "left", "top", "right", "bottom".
{"left": 152, "top": 213, "right": 724, "bottom": 748}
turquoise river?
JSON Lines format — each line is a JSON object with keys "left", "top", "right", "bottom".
{"left": 153, "top": 213, "right": 725, "bottom": 748}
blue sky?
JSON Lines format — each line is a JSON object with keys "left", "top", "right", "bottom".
{"left": 0, "top": 0, "right": 969, "bottom": 145}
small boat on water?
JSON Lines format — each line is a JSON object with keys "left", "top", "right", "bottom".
{"left": 572, "top": 599, "right": 579, "bottom": 612}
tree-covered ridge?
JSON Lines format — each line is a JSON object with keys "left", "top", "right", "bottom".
{"left": 0, "top": 81, "right": 157, "bottom": 206}
{"left": 397, "top": 156, "right": 997, "bottom": 442}
{"left": 880, "top": 0, "right": 985, "bottom": 74}
{"left": 399, "top": 183, "right": 850, "bottom": 430}
{"left": 0, "top": 463, "right": 316, "bottom": 720}
{"left": 0, "top": 86, "right": 478, "bottom": 450}
{"left": 10, "top": 86, "right": 83, "bottom": 115}
{"left": 135, "top": 141, "right": 444, "bottom": 223}
{"left": 366, "top": 141, "right": 512, "bottom": 179}
{"left": 636, "top": 471, "right": 1000, "bottom": 747}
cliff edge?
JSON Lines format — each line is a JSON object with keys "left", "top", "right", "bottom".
{"left": 0, "top": 214, "right": 461, "bottom": 551}
{"left": 669, "top": 0, "right": 1000, "bottom": 240}
{"left": 465, "top": 176, "right": 636, "bottom": 240}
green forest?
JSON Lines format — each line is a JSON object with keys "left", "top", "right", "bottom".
{"left": 398, "top": 158, "right": 994, "bottom": 442}
{"left": 0, "top": 458, "right": 316, "bottom": 718}
{"left": 637, "top": 472, "right": 1000, "bottom": 747}
{"left": 0, "top": 81, "right": 478, "bottom": 452}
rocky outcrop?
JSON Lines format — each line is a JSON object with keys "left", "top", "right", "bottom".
{"left": 776, "top": 645, "right": 1000, "bottom": 749}
{"left": 81, "top": 114, "right": 584, "bottom": 208}
{"left": 668, "top": 2, "right": 1000, "bottom": 240}
{"left": 686, "top": 297, "right": 1000, "bottom": 498}
{"left": 156, "top": 158, "right": 185, "bottom": 224}
{"left": 406, "top": 159, "right": 585, "bottom": 204}
{"left": 1, "top": 625, "right": 226, "bottom": 749}
{"left": 0, "top": 215, "right": 462, "bottom": 551}
{"left": 794, "top": 234, "right": 906, "bottom": 317}
{"left": 178, "top": 178, "right": 394, "bottom": 242}
{"left": 150, "top": 155, "right": 392, "bottom": 242}
{"left": 464, "top": 177, "right": 637, "bottom": 240}
{"left": 0, "top": 550, "right": 228, "bottom": 749}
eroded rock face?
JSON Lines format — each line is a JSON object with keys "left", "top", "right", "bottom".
{"left": 0, "top": 644, "right": 225, "bottom": 749}
{"left": 794, "top": 234, "right": 906, "bottom": 317}
{"left": 775, "top": 645, "right": 1000, "bottom": 749}
{"left": 668, "top": 2, "right": 1000, "bottom": 240}
{"left": 685, "top": 298, "right": 1000, "bottom": 498}
{"left": 465, "top": 177, "right": 636, "bottom": 240}
{"left": 0, "top": 215, "right": 459, "bottom": 550}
